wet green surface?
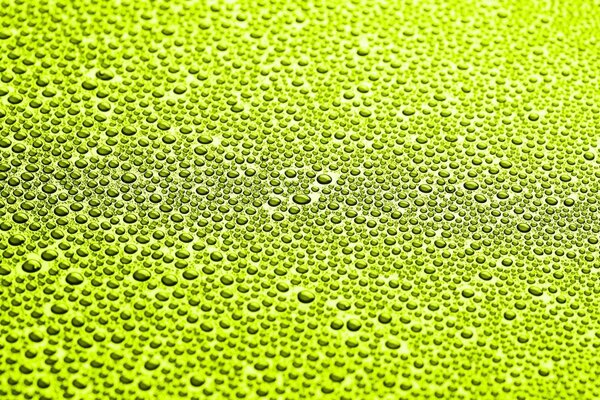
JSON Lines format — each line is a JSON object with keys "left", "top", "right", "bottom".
{"left": 1, "top": 0, "right": 599, "bottom": 399}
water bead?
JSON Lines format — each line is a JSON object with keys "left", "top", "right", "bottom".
{"left": 292, "top": 194, "right": 311, "bottom": 205}
{"left": 21, "top": 259, "right": 41, "bottom": 273}
{"left": 297, "top": 290, "right": 315, "bottom": 304}
{"left": 516, "top": 223, "right": 531, "bottom": 233}
{"left": 463, "top": 181, "right": 479, "bottom": 191}
{"left": 66, "top": 272, "right": 84, "bottom": 285}
{"left": 133, "top": 269, "right": 151, "bottom": 282}
{"left": 346, "top": 319, "right": 362, "bottom": 332}
{"left": 317, "top": 174, "right": 333, "bottom": 184}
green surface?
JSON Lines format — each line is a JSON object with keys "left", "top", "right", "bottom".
{"left": 1, "top": 0, "right": 600, "bottom": 399}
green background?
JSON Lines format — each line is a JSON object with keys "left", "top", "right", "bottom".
{"left": 1, "top": 0, "right": 599, "bottom": 399}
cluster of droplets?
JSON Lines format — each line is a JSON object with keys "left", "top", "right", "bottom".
{"left": 1, "top": 0, "right": 600, "bottom": 399}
